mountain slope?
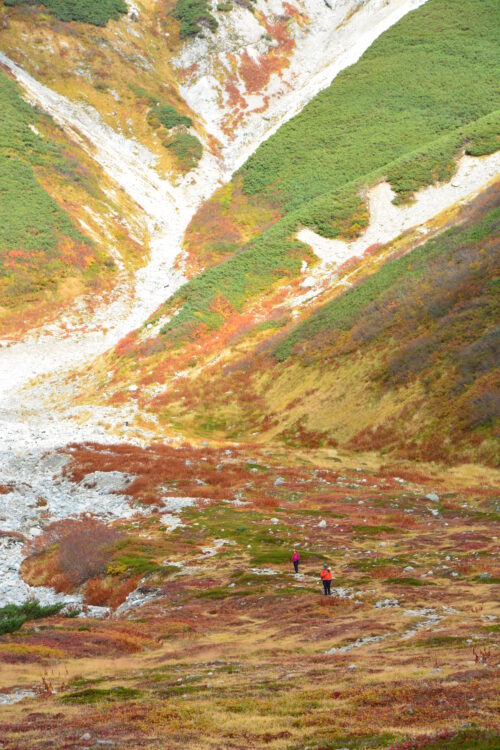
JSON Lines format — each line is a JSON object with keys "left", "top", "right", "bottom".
{"left": 183, "top": 186, "right": 500, "bottom": 461}
{"left": 96, "top": 0, "right": 500, "bottom": 466}
{"left": 0, "top": 68, "right": 145, "bottom": 335}
{"left": 137, "top": 0, "right": 499, "bottom": 344}
{"left": 0, "top": 2, "right": 499, "bottom": 747}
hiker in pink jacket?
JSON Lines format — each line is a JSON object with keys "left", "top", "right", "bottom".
{"left": 292, "top": 550, "right": 300, "bottom": 574}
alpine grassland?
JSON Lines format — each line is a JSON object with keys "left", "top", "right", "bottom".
{"left": 158, "top": 0, "right": 499, "bottom": 343}
{"left": 4, "top": 0, "right": 127, "bottom": 26}
{"left": 135, "top": 185, "right": 499, "bottom": 465}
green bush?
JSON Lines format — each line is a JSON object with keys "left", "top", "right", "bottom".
{"left": 166, "top": 132, "right": 202, "bottom": 171}
{"left": 148, "top": 103, "right": 192, "bottom": 130}
{"left": 0, "top": 600, "right": 64, "bottom": 635}
{"left": 61, "top": 686, "right": 142, "bottom": 704}
{"left": 172, "top": 0, "right": 218, "bottom": 38}
{"left": 4, "top": 0, "right": 127, "bottom": 26}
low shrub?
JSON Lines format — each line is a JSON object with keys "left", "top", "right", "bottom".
{"left": 165, "top": 132, "right": 202, "bottom": 171}
{"left": 4, "top": 0, "right": 127, "bottom": 26}
{"left": 61, "top": 686, "right": 142, "bottom": 704}
{"left": 172, "top": 0, "right": 217, "bottom": 38}
{"left": 385, "top": 577, "right": 430, "bottom": 587}
{"left": 0, "top": 600, "right": 64, "bottom": 635}
{"left": 148, "top": 103, "right": 192, "bottom": 130}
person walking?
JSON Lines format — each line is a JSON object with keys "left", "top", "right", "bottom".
{"left": 320, "top": 564, "right": 332, "bottom": 595}
{"left": 291, "top": 550, "right": 300, "bottom": 573}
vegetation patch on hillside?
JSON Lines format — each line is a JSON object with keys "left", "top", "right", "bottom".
{"left": 238, "top": 0, "right": 499, "bottom": 216}
{"left": 0, "top": 600, "right": 64, "bottom": 635}
{"left": 4, "top": 0, "right": 127, "bottom": 26}
{"left": 172, "top": 0, "right": 218, "bottom": 38}
{"left": 0, "top": 70, "right": 115, "bottom": 314}
{"left": 148, "top": 103, "right": 193, "bottom": 131}
{"left": 61, "top": 686, "right": 142, "bottom": 704}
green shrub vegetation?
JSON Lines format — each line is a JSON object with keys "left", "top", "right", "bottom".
{"left": 147, "top": 103, "right": 193, "bottom": 130}
{"left": 239, "top": 0, "right": 499, "bottom": 215}
{"left": 166, "top": 132, "right": 202, "bottom": 171}
{"left": 150, "top": 0, "right": 499, "bottom": 344}
{"left": 61, "top": 686, "right": 142, "bottom": 704}
{"left": 276, "top": 202, "right": 500, "bottom": 360}
{"left": 414, "top": 730, "right": 500, "bottom": 750}
{"left": 172, "top": 0, "right": 218, "bottom": 38}
{"left": 0, "top": 600, "right": 64, "bottom": 635}
{"left": 353, "top": 525, "right": 397, "bottom": 536}
{"left": 0, "top": 70, "right": 96, "bottom": 306}
{"left": 156, "top": 227, "right": 303, "bottom": 339}
{"left": 385, "top": 577, "right": 430, "bottom": 587}
{"left": 4, "top": 0, "right": 127, "bottom": 26}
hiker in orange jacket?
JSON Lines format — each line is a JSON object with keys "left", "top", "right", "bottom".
{"left": 320, "top": 564, "right": 332, "bottom": 595}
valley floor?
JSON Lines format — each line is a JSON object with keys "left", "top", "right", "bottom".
{"left": 0, "top": 443, "right": 498, "bottom": 749}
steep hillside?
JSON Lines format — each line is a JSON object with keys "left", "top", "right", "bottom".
{"left": 145, "top": 186, "right": 497, "bottom": 464}
{"left": 155, "top": 0, "right": 499, "bottom": 342}
{"left": 0, "top": 1, "right": 499, "bottom": 747}
{"left": 0, "top": 0, "right": 203, "bottom": 175}
{"left": 95, "top": 0, "right": 500, "bottom": 465}
{"left": 1, "top": 0, "right": 416, "bottom": 177}
{"left": 0, "top": 67, "right": 145, "bottom": 335}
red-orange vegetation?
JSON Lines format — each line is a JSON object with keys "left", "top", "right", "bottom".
{"left": 85, "top": 576, "right": 139, "bottom": 608}
{"left": 364, "top": 242, "right": 385, "bottom": 257}
{"left": 115, "top": 331, "right": 138, "bottom": 357}
{"left": 175, "top": 62, "right": 199, "bottom": 83}
{"left": 23, "top": 518, "right": 119, "bottom": 594}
